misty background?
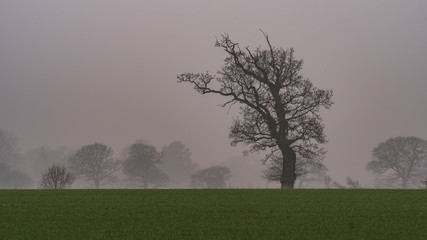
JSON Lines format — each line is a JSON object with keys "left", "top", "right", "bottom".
{"left": 1, "top": 1, "right": 427, "bottom": 188}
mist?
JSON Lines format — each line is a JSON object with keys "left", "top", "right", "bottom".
{"left": 1, "top": 1, "right": 427, "bottom": 188}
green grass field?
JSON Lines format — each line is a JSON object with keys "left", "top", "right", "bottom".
{"left": 1, "top": 189, "right": 426, "bottom": 239}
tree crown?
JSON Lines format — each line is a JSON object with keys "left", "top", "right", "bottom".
{"left": 178, "top": 33, "right": 333, "bottom": 165}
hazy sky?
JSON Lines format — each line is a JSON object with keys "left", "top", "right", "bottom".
{"left": 1, "top": 0, "right": 427, "bottom": 185}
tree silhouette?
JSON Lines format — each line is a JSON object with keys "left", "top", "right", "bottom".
{"left": 178, "top": 32, "right": 332, "bottom": 188}
{"left": 39, "top": 164, "right": 74, "bottom": 189}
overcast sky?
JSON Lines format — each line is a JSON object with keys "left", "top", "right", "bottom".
{"left": 1, "top": 0, "right": 427, "bottom": 185}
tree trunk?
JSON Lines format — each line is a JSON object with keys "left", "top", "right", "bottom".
{"left": 281, "top": 182, "right": 295, "bottom": 189}
{"left": 280, "top": 145, "right": 297, "bottom": 189}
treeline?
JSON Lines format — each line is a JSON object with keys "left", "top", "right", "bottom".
{"left": 0, "top": 129, "right": 231, "bottom": 189}
{"left": 1, "top": 129, "right": 426, "bottom": 189}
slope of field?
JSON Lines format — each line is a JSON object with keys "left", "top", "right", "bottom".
{"left": 0, "top": 189, "right": 426, "bottom": 239}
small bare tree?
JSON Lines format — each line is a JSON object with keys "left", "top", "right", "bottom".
{"left": 39, "top": 164, "right": 74, "bottom": 189}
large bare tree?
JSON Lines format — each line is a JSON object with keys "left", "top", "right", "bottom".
{"left": 68, "top": 143, "right": 118, "bottom": 189}
{"left": 367, "top": 136, "right": 427, "bottom": 188}
{"left": 178, "top": 33, "right": 333, "bottom": 188}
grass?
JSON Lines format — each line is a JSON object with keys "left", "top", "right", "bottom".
{"left": 0, "top": 189, "right": 426, "bottom": 239}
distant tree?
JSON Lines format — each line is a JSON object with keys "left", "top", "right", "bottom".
{"left": 39, "top": 164, "right": 74, "bottom": 189}
{"left": 366, "top": 137, "right": 427, "bottom": 188}
{"left": 160, "top": 141, "right": 198, "bottom": 188}
{"left": 191, "top": 166, "right": 231, "bottom": 189}
{"left": 0, "top": 162, "right": 32, "bottom": 189}
{"left": 68, "top": 143, "right": 118, "bottom": 189}
{"left": 178, "top": 32, "right": 333, "bottom": 188}
{"left": 123, "top": 143, "right": 169, "bottom": 188}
